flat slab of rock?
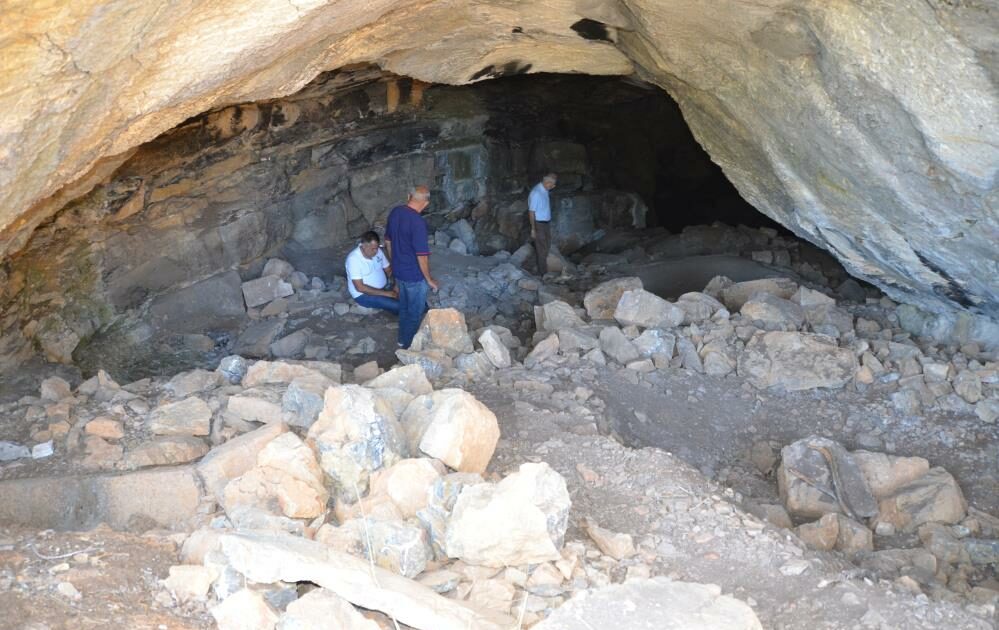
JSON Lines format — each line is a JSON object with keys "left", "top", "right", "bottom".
{"left": 234, "top": 319, "right": 286, "bottom": 358}
{"left": 242, "top": 274, "right": 294, "bottom": 308}
{"left": 197, "top": 423, "right": 288, "bottom": 502}
{"left": 219, "top": 532, "right": 513, "bottom": 630}
{"left": 737, "top": 332, "right": 857, "bottom": 391}
{"left": 123, "top": 436, "right": 209, "bottom": 469}
{"left": 720, "top": 277, "right": 798, "bottom": 311}
{"left": 534, "top": 577, "right": 762, "bottom": 630}
{"left": 147, "top": 397, "right": 212, "bottom": 436}
{"left": 535, "top": 300, "right": 586, "bottom": 332}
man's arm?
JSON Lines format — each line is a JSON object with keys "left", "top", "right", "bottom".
{"left": 383, "top": 240, "right": 392, "bottom": 263}
{"left": 528, "top": 210, "right": 537, "bottom": 239}
{"left": 352, "top": 279, "right": 397, "bottom": 298}
{"left": 417, "top": 255, "right": 438, "bottom": 292}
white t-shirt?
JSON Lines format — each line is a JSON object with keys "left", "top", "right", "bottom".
{"left": 345, "top": 245, "right": 390, "bottom": 298}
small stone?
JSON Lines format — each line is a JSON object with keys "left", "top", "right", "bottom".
{"left": 164, "top": 565, "right": 218, "bottom": 603}
{"left": 56, "top": 581, "right": 82, "bottom": 600}
{"left": 779, "top": 559, "right": 810, "bottom": 576}
{"left": 796, "top": 513, "right": 839, "bottom": 551}
{"left": 353, "top": 361, "right": 381, "bottom": 382}
{"left": 953, "top": 370, "right": 982, "bottom": 403}
{"left": 242, "top": 275, "right": 294, "bottom": 308}
{"left": 31, "top": 440, "right": 54, "bottom": 459}
{"left": 975, "top": 399, "right": 999, "bottom": 424}
{"left": 583, "top": 519, "right": 636, "bottom": 559}
{"left": 0, "top": 441, "right": 30, "bottom": 462}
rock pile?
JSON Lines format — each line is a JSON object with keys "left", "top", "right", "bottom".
{"left": 774, "top": 436, "right": 998, "bottom": 602}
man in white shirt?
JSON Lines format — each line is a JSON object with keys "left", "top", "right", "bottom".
{"left": 345, "top": 231, "right": 399, "bottom": 314}
{"left": 528, "top": 172, "right": 557, "bottom": 276}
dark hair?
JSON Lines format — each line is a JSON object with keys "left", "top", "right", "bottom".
{"left": 360, "top": 231, "right": 380, "bottom": 244}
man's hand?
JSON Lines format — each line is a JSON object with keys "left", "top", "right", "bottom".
{"left": 428, "top": 277, "right": 440, "bottom": 292}
{"left": 390, "top": 285, "right": 399, "bottom": 298}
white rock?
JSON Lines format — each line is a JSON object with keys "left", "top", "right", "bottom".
{"left": 148, "top": 397, "right": 212, "bottom": 436}
{"left": 614, "top": 289, "right": 684, "bottom": 329}
{"left": 445, "top": 462, "right": 570, "bottom": 567}
{"left": 278, "top": 588, "right": 380, "bottom": 630}
{"left": 478, "top": 329, "right": 512, "bottom": 368}
{"left": 400, "top": 389, "right": 499, "bottom": 473}
{"left": 534, "top": 577, "right": 762, "bottom": 629}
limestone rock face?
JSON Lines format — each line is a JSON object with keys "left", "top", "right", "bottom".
{"left": 1, "top": 0, "right": 997, "bottom": 351}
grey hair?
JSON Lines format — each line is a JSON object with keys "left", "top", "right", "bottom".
{"left": 408, "top": 185, "right": 431, "bottom": 202}
{"left": 542, "top": 173, "right": 557, "bottom": 184}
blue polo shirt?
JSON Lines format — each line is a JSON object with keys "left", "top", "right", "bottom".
{"left": 384, "top": 204, "right": 430, "bottom": 282}
{"left": 528, "top": 182, "right": 551, "bottom": 221}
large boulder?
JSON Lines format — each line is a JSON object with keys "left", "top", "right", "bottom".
{"left": 720, "top": 278, "right": 798, "bottom": 311}
{"left": 534, "top": 577, "right": 762, "bottom": 630}
{"left": 197, "top": 423, "right": 289, "bottom": 502}
{"left": 583, "top": 277, "right": 643, "bottom": 320}
{"left": 409, "top": 308, "right": 474, "bottom": 357}
{"left": 737, "top": 332, "right": 858, "bottom": 391}
{"left": 445, "top": 462, "right": 570, "bottom": 567}
{"left": 740, "top": 293, "right": 804, "bottom": 331}
{"left": 777, "top": 437, "right": 878, "bottom": 521}
{"left": 400, "top": 389, "right": 499, "bottom": 474}
{"left": 369, "top": 458, "right": 446, "bottom": 519}
{"left": 851, "top": 450, "right": 930, "bottom": 499}
{"left": 614, "top": 289, "right": 684, "bottom": 329}
{"left": 875, "top": 467, "right": 967, "bottom": 532}
{"left": 307, "top": 385, "right": 408, "bottom": 499}
{"left": 534, "top": 300, "right": 586, "bottom": 332}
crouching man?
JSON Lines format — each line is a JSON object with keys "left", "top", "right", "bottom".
{"left": 345, "top": 231, "right": 399, "bottom": 314}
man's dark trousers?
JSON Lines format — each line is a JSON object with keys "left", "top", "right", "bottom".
{"left": 534, "top": 221, "right": 551, "bottom": 276}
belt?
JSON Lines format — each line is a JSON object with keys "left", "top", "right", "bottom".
{"left": 535, "top": 221, "right": 550, "bottom": 224}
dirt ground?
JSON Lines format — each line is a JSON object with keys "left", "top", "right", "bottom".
{"left": 0, "top": 246, "right": 996, "bottom": 629}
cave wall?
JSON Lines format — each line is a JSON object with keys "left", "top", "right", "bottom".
{"left": 1, "top": 70, "right": 673, "bottom": 372}
{"left": 1, "top": 0, "right": 996, "bottom": 343}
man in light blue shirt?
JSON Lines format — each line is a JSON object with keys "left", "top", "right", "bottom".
{"left": 528, "top": 172, "right": 557, "bottom": 276}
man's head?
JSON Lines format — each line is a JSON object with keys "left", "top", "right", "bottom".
{"left": 542, "top": 173, "right": 557, "bottom": 191}
{"left": 407, "top": 185, "right": 431, "bottom": 213}
{"left": 359, "top": 231, "right": 380, "bottom": 259}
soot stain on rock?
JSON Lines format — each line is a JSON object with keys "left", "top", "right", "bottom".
{"left": 915, "top": 251, "right": 976, "bottom": 309}
{"left": 469, "top": 62, "right": 533, "bottom": 82}
{"left": 571, "top": 19, "right": 612, "bottom": 42}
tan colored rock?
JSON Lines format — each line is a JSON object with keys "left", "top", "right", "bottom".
{"left": 124, "top": 436, "right": 209, "bottom": 469}
{"left": 224, "top": 432, "right": 327, "bottom": 519}
{"left": 165, "top": 369, "right": 223, "bottom": 398}
{"left": 445, "top": 462, "right": 570, "bottom": 567}
{"left": 400, "top": 389, "right": 499, "bottom": 474}
{"left": 243, "top": 360, "right": 341, "bottom": 388}
{"left": 164, "top": 564, "right": 219, "bottom": 603}
{"left": 81, "top": 435, "right": 124, "bottom": 469}
{"left": 477, "top": 329, "right": 512, "bottom": 369}
{"left": 614, "top": 289, "right": 684, "bottom": 329}
{"left": 852, "top": 450, "right": 930, "bottom": 499}
{"left": 278, "top": 588, "right": 380, "bottom": 630}
{"left": 197, "top": 422, "right": 288, "bottom": 503}
{"left": 410, "top": 308, "right": 473, "bottom": 357}
{"left": 363, "top": 364, "right": 433, "bottom": 396}
{"left": 85, "top": 417, "right": 124, "bottom": 440}
{"left": 148, "top": 397, "right": 212, "bottom": 436}
{"left": 583, "top": 518, "right": 636, "bottom": 559}
{"left": 796, "top": 513, "right": 839, "bottom": 551}
{"left": 211, "top": 588, "right": 279, "bottom": 630}
{"left": 876, "top": 467, "right": 967, "bottom": 532}
{"left": 583, "top": 277, "right": 644, "bottom": 320}
{"left": 39, "top": 376, "right": 72, "bottom": 402}
{"left": 468, "top": 578, "right": 516, "bottom": 614}
{"left": 835, "top": 515, "right": 873, "bottom": 554}
{"left": 720, "top": 278, "right": 798, "bottom": 311}
{"left": 369, "top": 458, "right": 446, "bottom": 518}
{"left": 228, "top": 391, "right": 284, "bottom": 424}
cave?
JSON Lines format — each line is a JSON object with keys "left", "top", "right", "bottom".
{"left": 1, "top": 3, "right": 997, "bottom": 628}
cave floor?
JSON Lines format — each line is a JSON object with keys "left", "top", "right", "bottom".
{"left": 0, "top": 246, "right": 996, "bottom": 628}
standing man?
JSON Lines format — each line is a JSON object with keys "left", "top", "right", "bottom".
{"left": 528, "top": 173, "right": 557, "bottom": 277}
{"left": 384, "top": 185, "right": 439, "bottom": 349}
{"left": 345, "top": 231, "right": 399, "bottom": 314}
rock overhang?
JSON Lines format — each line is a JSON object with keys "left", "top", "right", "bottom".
{"left": 1, "top": 0, "right": 996, "bottom": 339}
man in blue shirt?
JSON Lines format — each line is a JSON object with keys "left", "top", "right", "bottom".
{"left": 384, "top": 185, "right": 439, "bottom": 348}
{"left": 528, "top": 173, "right": 557, "bottom": 276}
